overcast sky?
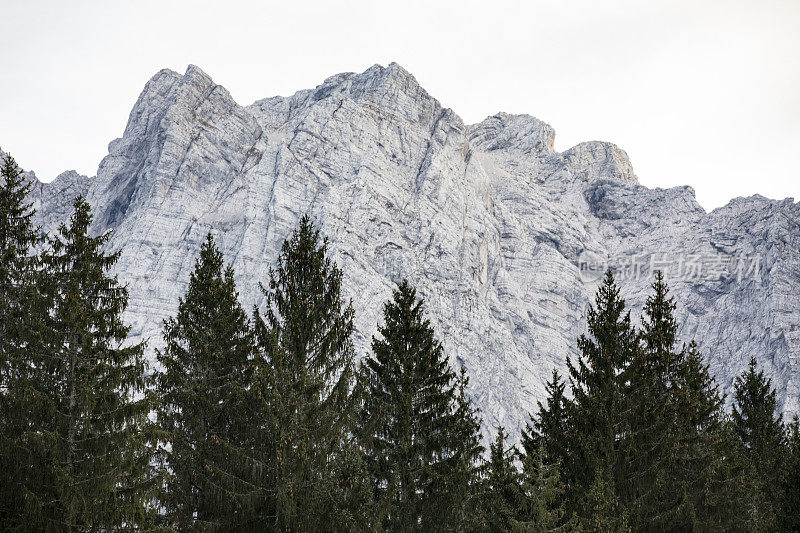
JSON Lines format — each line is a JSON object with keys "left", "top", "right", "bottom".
{"left": 2, "top": 0, "right": 798, "bottom": 209}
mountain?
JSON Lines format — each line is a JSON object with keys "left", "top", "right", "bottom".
{"left": 9, "top": 63, "right": 800, "bottom": 441}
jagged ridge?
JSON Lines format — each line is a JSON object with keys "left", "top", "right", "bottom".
{"left": 14, "top": 63, "right": 800, "bottom": 442}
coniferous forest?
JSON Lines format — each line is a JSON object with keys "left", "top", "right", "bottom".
{"left": 1, "top": 152, "right": 799, "bottom": 531}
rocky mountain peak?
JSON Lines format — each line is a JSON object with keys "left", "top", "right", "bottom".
{"left": 15, "top": 63, "right": 800, "bottom": 442}
{"left": 563, "top": 141, "right": 638, "bottom": 184}
{"left": 322, "top": 61, "right": 442, "bottom": 127}
{"left": 468, "top": 112, "right": 556, "bottom": 155}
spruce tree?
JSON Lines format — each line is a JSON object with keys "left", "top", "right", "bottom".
{"left": 476, "top": 427, "right": 524, "bottom": 531}
{"left": 0, "top": 154, "right": 46, "bottom": 526}
{"left": 665, "top": 342, "right": 750, "bottom": 529}
{"left": 620, "top": 273, "right": 752, "bottom": 529}
{"left": 156, "top": 233, "right": 267, "bottom": 529}
{"left": 671, "top": 342, "right": 723, "bottom": 523}
{"left": 732, "top": 356, "right": 786, "bottom": 530}
{"left": 518, "top": 369, "right": 572, "bottom": 532}
{"left": 622, "top": 270, "right": 683, "bottom": 528}
{"left": 11, "top": 196, "right": 157, "bottom": 529}
{"left": 575, "top": 469, "right": 628, "bottom": 532}
{"left": 565, "top": 270, "right": 638, "bottom": 520}
{"left": 514, "top": 442, "right": 567, "bottom": 532}
{"left": 0, "top": 154, "right": 41, "bottom": 377}
{"left": 782, "top": 416, "right": 800, "bottom": 531}
{"left": 314, "top": 431, "right": 375, "bottom": 532}
{"left": 253, "top": 215, "right": 361, "bottom": 530}
{"left": 433, "top": 366, "right": 484, "bottom": 530}
{"left": 521, "top": 368, "right": 568, "bottom": 468}
{"left": 360, "top": 279, "right": 482, "bottom": 531}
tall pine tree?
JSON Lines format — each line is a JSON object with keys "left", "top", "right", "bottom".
{"left": 514, "top": 441, "right": 568, "bottom": 532}
{"left": 476, "top": 427, "right": 524, "bottom": 531}
{"left": 518, "top": 369, "right": 571, "bottom": 532}
{"left": 575, "top": 468, "right": 628, "bottom": 532}
{"left": 156, "top": 233, "right": 267, "bottom": 529}
{"left": 565, "top": 269, "right": 638, "bottom": 521}
{"left": 667, "top": 342, "right": 750, "bottom": 530}
{"left": 253, "top": 215, "right": 362, "bottom": 530}
{"left": 11, "top": 196, "right": 157, "bottom": 529}
{"left": 782, "top": 416, "right": 800, "bottom": 531}
{"left": 434, "top": 366, "right": 484, "bottom": 530}
{"left": 0, "top": 154, "right": 46, "bottom": 526}
{"left": 732, "top": 356, "right": 786, "bottom": 530}
{"left": 521, "top": 368, "right": 568, "bottom": 468}
{"left": 0, "top": 154, "right": 41, "bottom": 378}
{"left": 360, "top": 279, "right": 482, "bottom": 531}
{"left": 622, "top": 270, "right": 684, "bottom": 528}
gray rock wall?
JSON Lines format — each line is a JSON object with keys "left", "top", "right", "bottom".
{"left": 16, "top": 63, "right": 800, "bottom": 442}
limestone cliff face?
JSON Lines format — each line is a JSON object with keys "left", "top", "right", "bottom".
{"left": 17, "top": 63, "right": 800, "bottom": 441}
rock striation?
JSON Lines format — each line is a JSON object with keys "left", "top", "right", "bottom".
{"left": 11, "top": 63, "right": 800, "bottom": 442}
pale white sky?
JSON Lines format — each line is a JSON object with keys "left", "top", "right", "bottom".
{"left": 1, "top": 0, "right": 798, "bottom": 209}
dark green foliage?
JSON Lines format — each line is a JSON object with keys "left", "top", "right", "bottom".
{"left": 521, "top": 369, "right": 568, "bottom": 468}
{"left": 8, "top": 196, "right": 156, "bottom": 529}
{"left": 0, "top": 154, "right": 44, "bottom": 525}
{"left": 624, "top": 274, "right": 752, "bottom": 530}
{"left": 476, "top": 427, "right": 524, "bottom": 531}
{"left": 732, "top": 357, "right": 784, "bottom": 456}
{"left": 3, "top": 169, "right": 800, "bottom": 531}
{"left": 433, "top": 367, "right": 485, "bottom": 530}
{"left": 621, "top": 271, "right": 683, "bottom": 528}
{"left": 514, "top": 442, "right": 567, "bottom": 532}
{"left": 732, "top": 355, "right": 787, "bottom": 530}
{"left": 314, "top": 433, "right": 376, "bottom": 532}
{"left": 156, "top": 233, "right": 267, "bottom": 529}
{"left": 782, "top": 416, "right": 800, "bottom": 531}
{"left": 667, "top": 342, "right": 750, "bottom": 530}
{"left": 360, "top": 279, "right": 483, "bottom": 531}
{"left": 518, "top": 369, "right": 571, "bottom": 533}
{"left": 564, "top": 270, "right": 638, "bottom": 519}
{"left": 674, "top": 342, "right": 724, "bottom": 447}
{"left": 557, "top": 270, "right": 761, "bottom": 530}
{"left": 575, "top": 469, "right": 628, "bottom": 532}
{"left": 0, "top": 154, "right": 41, "bottom": 372}
{"left": 254, "top": 215, "right": 362, "bottom": 530}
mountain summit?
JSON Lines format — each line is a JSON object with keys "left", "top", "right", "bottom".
{"left": 21, "top": 63, "right": 800, "bottom": 440}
